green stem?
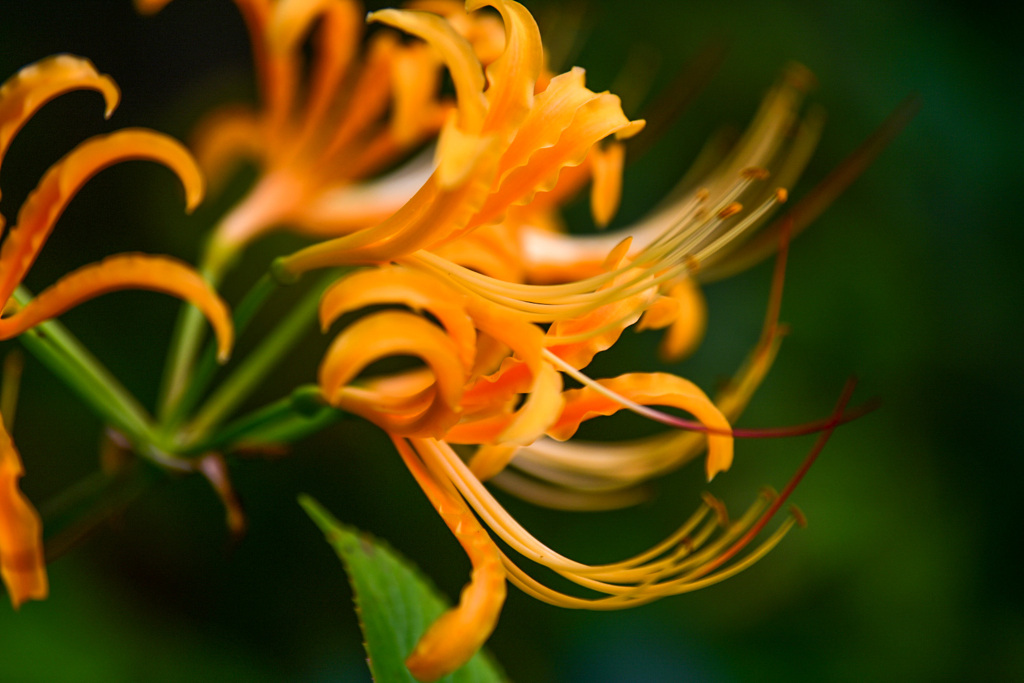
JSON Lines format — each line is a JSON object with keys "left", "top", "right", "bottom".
{"left": 161, "top": 271, "right": 280, "bottom": 431}
{"left": 241, "top": 403, "right": 342, "bottom": 446}
{"left": 182, "top": 271, "right": 337, "bottom": 444}
{"left": 156, "top": 242, "right": 233, "bottom": 422}
{"left": 13, "top": 286, "right": 157, "bottom": 449}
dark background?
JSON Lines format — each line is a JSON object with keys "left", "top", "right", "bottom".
{"left": 1, "top": 1, "right": 1020, "bottom": 681}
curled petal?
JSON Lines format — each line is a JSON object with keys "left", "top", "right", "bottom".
{"left": 476, "top": 89, "right": 643, "bottom": 227}
{"left": 369, "top": 8, "right": 486, "bottom": 133}
{"left": 468, "top": 0, "right": 543, "bottom": 133}
{"left": 319, "top": 266, "right": 477, "bottom": 372}
{"left": 268, "top": 0, "right": 347, "bottom": 52}
{"left": 0, "top": 254, "right": 234, "bottom": 362}
{"left": 635, "top": 277, "right": 707, "bottom": 362}
{"left": 390, "top": 43, "right": 445, "bottom": 146}
{"left": 298, "top": 1, "right": 363, "bottom": 143}
{"left": 0, "top": 55, "right": 120, "bottom": 194}
{"left": 0, "top": 129, "right": 204, "bottom": 304}
{"left": 319, "top": 311, "right": 466, "bottom": 437}
{"left": 0, "top": 417, "right": 47, "bottom": 609}
{"left": 449, "top": 299, "right": 563, "bottom": 446}
{"left": 395, "top": 437, "right": 506, "bottom": 682}
{"left": 549, "top": 372, "right": 733, "bottom": 481}
{"left": 468, "top": 443, "right": 519, "bottom": 481}
{"left": 267, "top": 0, "right": 363, "bottom": 146}
{"left": 320, "top": 34, "right": 398, "bottom": 166}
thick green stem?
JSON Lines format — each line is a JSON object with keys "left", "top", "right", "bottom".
{"left": 156, "top": 241, "right": 235, "bottom": 422}
{"left": 161, "top": 271, "right": 280, "bottom": 431}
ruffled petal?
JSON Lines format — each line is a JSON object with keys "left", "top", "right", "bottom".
{"left": 548, "top": 372, "right": 733, "bottom": 481}
{"left": 0, "top": 254, "right": 233, "bottom": 362}
{"left": 475, "top": 87, "right": 643, "bottom": 227}
{"left": 0, "top": 129, "right": 204, "bottom": 304}
{"left": 544, "top": 264, "right": 658, "bottom": 371}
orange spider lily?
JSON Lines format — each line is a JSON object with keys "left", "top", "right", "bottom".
{"left": 273, "top": 2, "right": 849, "bottom": 679}
{"left": 135, "top": 0, "right": 893, "bottom": 678}
{"left": 0, "top": 55, "right": 232, "bottom": 608}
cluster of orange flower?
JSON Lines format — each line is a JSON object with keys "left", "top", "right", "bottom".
{"left": 0, "top": 1, "right": 889, "bottom": 680}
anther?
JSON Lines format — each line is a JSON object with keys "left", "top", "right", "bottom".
{"left": 789, "top": 505, "right": 808, "bottom": 528}
{"left": 775, "top": 188, "right": 788, "bottom": 203}
{"left": 717, "top": 202, "right": 743, "bottom": 219}
{"left": 682, "top": 253, "right": 701, "bottom": 274}
{"left": 741, "top": 167, "right": 770, "bottom": 180}
{"left": 701, "top": 492, "right": 729, "bottom": 527}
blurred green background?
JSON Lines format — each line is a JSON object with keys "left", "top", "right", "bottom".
{"left": 0, "top": 1, "right": 1019, "bottom": 681}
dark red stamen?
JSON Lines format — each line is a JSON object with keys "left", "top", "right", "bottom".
{"left": 688, "top": 376, "right": 857, "bottom": 580}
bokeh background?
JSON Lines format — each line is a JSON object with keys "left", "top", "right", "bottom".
{"left": 0, "top": 1, "right": 1019, "bottom": 681}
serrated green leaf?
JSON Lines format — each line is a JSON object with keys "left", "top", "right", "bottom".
{"left": 300, "top": 495, "right": 507, "bottom": 683}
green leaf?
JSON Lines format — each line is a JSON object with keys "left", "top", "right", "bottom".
{"left": 300, "top": 495, "right": 507, "bottom": 683}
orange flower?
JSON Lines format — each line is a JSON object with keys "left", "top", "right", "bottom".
{"left": 276, "top": 3, "right": 838, "bottom": 679}
{"left": 0, "top": 55, "right": 233, "bottom": 608}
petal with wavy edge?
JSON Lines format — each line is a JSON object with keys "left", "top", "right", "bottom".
{"left": 549, "top": 372, "right": 734, "bottom": 481}
{"left": 0, "top": 129, "right": 204, "bottom": 304}
{"left": 544, "top": 271, "right": 658, "bottom": 371}
{"left": 0, "top": 254, "right": 233, "bottom": 362}
{"left": 494, "top": 67, "right": 597, "bottom": 186}
{"left": 475, "top": 92, "right": 642, "bottom": 228}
